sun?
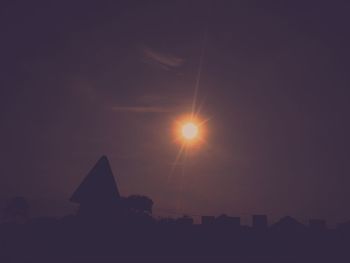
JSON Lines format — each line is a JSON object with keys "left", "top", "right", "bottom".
{"left": 173, "top": 114, "right": 207, "bottom": 146}
{"left": 181, "top": 122, "right": 199, "bottom": 140}
{"left": 169, "top": 113, "right": 208, "bottom": 178}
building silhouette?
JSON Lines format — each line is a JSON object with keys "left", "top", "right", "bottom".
{"left": 216, "top": 214, "right": 240, "bottom": 228}
{"left": 271, "top": 216, "right": 305, "bottom": 232}
{"left": 70, "top": 155, "right": 121, "bottom": 218}
{"left": 201, "top": 216, "right": 215, "bottom": 225}
{"left": 1, "top": 155, "right": 350, "bottom": 262}
{"left": 252, "top": 215, "right": 268, "bottom": 229}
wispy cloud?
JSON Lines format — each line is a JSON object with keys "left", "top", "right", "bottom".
{"left": 112, "top": 106, "right": 173, "bottom": 113}
{"left": 142, "top": 47, "right": 184, "bottom": 70}
{"left": 112, "top": 93, "right": 185, "bottom": 114}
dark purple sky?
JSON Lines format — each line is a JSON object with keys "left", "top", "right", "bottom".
{"left": 1, "top": 1, "right": 350, "bottom": 224}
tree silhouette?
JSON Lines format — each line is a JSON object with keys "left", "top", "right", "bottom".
{"left": 123, "top": 195, "right": 153, "bottom": 214}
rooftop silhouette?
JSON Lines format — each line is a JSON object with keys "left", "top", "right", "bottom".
{"left": 70, "top": 155, "right": 120, "bottom": 205}
{"left": 2, "top": 155, "right": 350, "bottom": 262}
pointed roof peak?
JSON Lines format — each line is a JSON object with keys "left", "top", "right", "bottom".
{"left": 99, "top": 155, "right": 108, "bottom": 161}
{"left": 70, "top": 156, "right": 121, "bottom": 204}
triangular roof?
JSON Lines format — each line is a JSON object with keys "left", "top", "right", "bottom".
{"left": 70, "top": 156, "right": 120, "bottom": 204}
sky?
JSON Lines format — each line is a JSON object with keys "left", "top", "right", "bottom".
{"left": 1, "top": 1, "right": 350, "bottom": 224}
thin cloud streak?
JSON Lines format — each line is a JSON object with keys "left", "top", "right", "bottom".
{"left": 112, "top": 106, "right": 174, "bottom": 113}
{"left": 143, "top": 47, "right": 184, "bottom": 69}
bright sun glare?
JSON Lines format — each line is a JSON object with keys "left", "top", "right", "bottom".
{"left": 181, "top": 122, "right": 199, "bottom": 140}
{"left": 174, "top": 115, "right": 206, "bottom": 146}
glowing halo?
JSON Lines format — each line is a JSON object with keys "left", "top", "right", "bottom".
{"left": 172, "top": 114, "right": 208, "bottom": 147}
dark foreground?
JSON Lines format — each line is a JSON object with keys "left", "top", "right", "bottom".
{"left": 1, "top": 215, "right": 350, "bottom": 263}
